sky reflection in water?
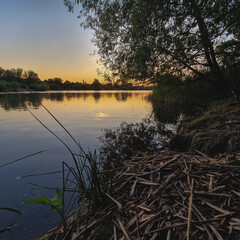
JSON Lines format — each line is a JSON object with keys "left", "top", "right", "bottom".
{"left": 0, "top": 91, "right": 152, "bottom": 240}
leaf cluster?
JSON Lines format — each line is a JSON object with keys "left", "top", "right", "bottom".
{"left": 24, "top": 189, "right": 63, "bottom": 212}
{"left": 65, "top": 0, "right": 240, "bottom": 86}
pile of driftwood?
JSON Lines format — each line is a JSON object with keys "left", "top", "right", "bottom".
{"left": 50, "top": 150, "right": 240, "bottom": 240}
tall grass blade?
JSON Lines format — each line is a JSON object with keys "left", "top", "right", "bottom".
{"left": 27, "top": 107, "right": 84, "bottom": 180}
{"left": 19, "top": 169, "right": 69, "bottom": 179}
{"left": 27, "top": 88, "right": 87, "bottom": 157}
{"left": 0, "top": 207, "right": 21, "bottom": 234}
{"left": 0, "top": 207, "right": 21, "bottom": 215}
{"left": 0, "top": 150, "right": 45, "bottom": 168}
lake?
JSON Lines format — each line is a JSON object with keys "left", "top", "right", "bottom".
{"left": 0, "top": 91, "right": 155, "bottom": 240}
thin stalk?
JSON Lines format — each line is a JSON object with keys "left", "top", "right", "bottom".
{"left": 26, "top": 107, "right": 83, "bottom": 182}
{"left": 62, "top": 162, "right": 66, "bottom": 230}
{"left": 0, "top": 150, "right": 45, "bottom": 168}
{"left": 27, "top": 88, "right": 87, "bottom": 157}
{"left": 19, "top": 169, "right": 70, "bottom": 179}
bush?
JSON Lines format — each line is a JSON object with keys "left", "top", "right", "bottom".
{"left": 0, "top": 81, "right": 6, "bottom": 91}
{"left": 10, "top": 81, "right": 19, "bottom": 90}
{"left": 152, "top": 79, "right": 218, "bottom": 105}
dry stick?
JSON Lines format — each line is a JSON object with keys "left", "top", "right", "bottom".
{"left": 145, "top": 222, "right": 187, "bottom": 235}
{"left": 192, "top": 204, "right": 214, "bottom": 240}
{"left": 117, "top": 219, "right": 131, "bottom": 240}
{"left": 149, "top": 232, "right": 158, "bottom": 240}
{"left": 187, "top": 179, "right": 194, "bottom": 240}
{"left": 208, "top": 185, "right": 225, "bottom": 193}
{"left": 209, "top": 225, "right": 224, "bottom": 240}
{"left": 138, "top": 181, "right": 160, "bottom": 186}
{"left": 184, "top": 190, "right": 229, "bottom": 197}
{"left": 72, "top": 212, "right": 111, "bottom": 240}
{"left": 131, "top": 211, "right": 162, "bottom": 235}
{"left": 105, "top": 193, "right": 122, "bottom": 210}
{"left": 135, "top": 211, "right": 140, "bottom": 240}
{"left": 137, "top": 205, "right": 152, "bottom": 212}
{"left": 113, "top": 225, "right": 117, "bottom": 240}
{"left": 130, "top": 179, "right": 138, "bottom": 197}
{"left": 137, "top": 155, "right": 181, "bottom": 177}
{"left": 232, "top": 190, "right": 240, "bottom": 197}
{"left": 195, "top": 150, "right": 214, "bottom": 160}
{"left": 99, "top": 166, "right": 126, "bottom": 174}
{"left": 166, "top": 229, "right": 172, "bottom": 240}
{"left": 205, "top": 201, "right": 232, "bottom": 215}
{"left": 126, "top": 211, "right": 144, "bottom": 229}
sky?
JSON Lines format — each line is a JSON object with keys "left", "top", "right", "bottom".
{"left": 0, "top": 0, "right": 102, "bottom": 83}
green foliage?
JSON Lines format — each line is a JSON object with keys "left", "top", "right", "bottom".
{"left": 24, "top": 189, "right": 63, "bottom": 212}
{"left": 152, "top": 78, "right": 220, "bottom": 106}
{"left": 0, "top": 66, "right": 148, "bottom": 91}
{"left": 0, "top": 81, "right": 6, "bottom": 91}
{"left": 10, "top": 81, "right": 19, "bottom": 90}
{"left": 66, "top": 0, "right": 239, "bottom": 95}
{"left": 38, "top": 82, "right": 50, "bottom": 91}
{"left": 158, "top": 74, "right": 183, "bottom": 87}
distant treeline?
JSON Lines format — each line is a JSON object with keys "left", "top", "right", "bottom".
{"left": 0, "top": 67, "right": 149, "bottom": 92}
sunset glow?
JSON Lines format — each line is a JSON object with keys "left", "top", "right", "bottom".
{"left": 0, "top": 0, "right": 102, "bottom": 83}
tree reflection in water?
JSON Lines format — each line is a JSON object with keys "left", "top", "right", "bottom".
{"left": 0, "top": 91, "right": 139, "bottom": 111}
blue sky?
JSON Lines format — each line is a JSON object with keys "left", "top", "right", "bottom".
{"left": 0, "top": 0, "right": 101, "bottom": 82}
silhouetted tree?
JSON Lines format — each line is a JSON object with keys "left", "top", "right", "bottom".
{"left": 91, "top": 78, "right": 102, "bottom": 90}
{"left": 47, "top": 78, "right": 64, "bottom": 90}
{"left": 65, "top": 0, "right": 240, "bottom": 97}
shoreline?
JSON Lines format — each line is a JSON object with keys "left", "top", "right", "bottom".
{"left": 41, "top": 100, "right": 240, "bottom": 240}
{"left": 0, "top": 88, "right": 153, "bottom": 93}
{"left": 44, "top": 150, "right": 240, "bottom": 240}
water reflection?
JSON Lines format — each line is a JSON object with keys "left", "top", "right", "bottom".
{"left": 0, "top": 91, "right": 199, "bottom": 128}
{"left": 0, "top": 91, "right": 138, "bottom": 111}
{"left": 150, "top": 98, "right": 200, "bottom": 125}
{"left": 93, "top": 92, "right": 101, "bottom": 102}
{"left": 96, "top": 112, "right": 109, "bottom": 118}
{"left": 0, "top": 91, "right": 152, "bottom": 240}
{"left": 0, "top": 93, "right": 42, "bottom": 110}
{"left": 0, "top": 90, "right": 199, "bottom": 240}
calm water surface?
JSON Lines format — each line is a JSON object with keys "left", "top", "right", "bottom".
{"left": 0, "top": 91, "right": 153, "bottom": 239}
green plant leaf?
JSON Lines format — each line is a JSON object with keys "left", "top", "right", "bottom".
{"left": 24, "top": 189, "right": 63, "bottom": 211}
{"left": 24, "top": 196, "right": 52, "bottom": 207}
{"left": 51, "top": 189, "right": 63, "bottom": 211}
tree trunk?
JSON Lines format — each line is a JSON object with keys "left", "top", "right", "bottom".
{"left": 189, "top": 0, "right": 230, "bottom": 97}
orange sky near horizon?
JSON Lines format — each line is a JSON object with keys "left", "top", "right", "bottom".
{"left": 0, "top": 1, "right": 104, "bottom": 84}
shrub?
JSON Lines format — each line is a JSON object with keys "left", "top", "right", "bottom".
{"left": 10, "top": 81, "right": 19, "bottom": 90}
{"left": 0, "top": 81, "right": 6, "bottom": 91}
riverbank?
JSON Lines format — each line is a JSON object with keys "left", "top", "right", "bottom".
{"left": 39, "top": 99, "right": 240, "bottom": 240}
{"left": 169, "top": 100, "right": 240, "bottom": 157}
{"left": 44, "top": 150, "right": 240, "bottom": 240}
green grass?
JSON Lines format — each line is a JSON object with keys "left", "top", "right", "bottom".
{"left": 152, "top": 80, "right": 220, "bottom": 106}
